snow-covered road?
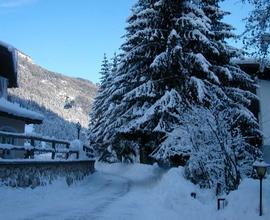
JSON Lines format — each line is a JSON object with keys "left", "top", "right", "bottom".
{"left": 0, "top": 163, "right": 165, "bottom": 220}
{"left": 1, "top": 163, "right": 270, "bottom": 220}
{"left": 1, "top": 173, "right": 131, "bottom": 220}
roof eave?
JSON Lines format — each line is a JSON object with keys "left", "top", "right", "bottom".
{"left": 0, "top": 111, "right": 43, "bottom": 125}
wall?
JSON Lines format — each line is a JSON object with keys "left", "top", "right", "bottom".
{"left": 0, "top": 115, "right": 25, "bottom": 135}
{"left": 0, "top": 160, "right": 95, "bottom": 188}
{"left": 0, "top": 116, "right": 26, "bottom": 158}
{"left": 0, "top": 76, "right": 8, "bottom": 98}
{"left": 257, "top": 80, "right": 270, "bottom": 164}
{"left": 263, "top": 145, "right": 270, "bottom": 167}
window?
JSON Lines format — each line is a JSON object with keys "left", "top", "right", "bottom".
{"left": 0, "top": 126, "right": 18, "bottom": 145}
{"left": 0, "top": 76, "right": 8, "bottom": 98}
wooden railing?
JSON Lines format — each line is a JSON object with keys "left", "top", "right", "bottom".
{"left": 0, "top": 131, "right": 80, "bottom": 160}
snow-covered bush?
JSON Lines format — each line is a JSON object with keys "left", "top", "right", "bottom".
{"left": 182, "top": 106, "right": 258, "bottom": 192}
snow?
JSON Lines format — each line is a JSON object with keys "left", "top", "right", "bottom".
{"left": 190, "top": 76, "right": 205, "bottom": 102}
{"left": 1, "top": 162, "right": 269, "bottom": 220}
{"left": 0, "top": 130, "right": 69, "bottom": 144}
{"left": 0, "top": 98, "right": 44, "bottom": 121}
{"left": 25, "top": 124, "right": 34, "bottom": 134}
{"left": 0, "top": 143, "right": 37, "bottom": 150}
{"left": 0, "top": 158, "right": 92, "bottom": 163}
{"left": 253, "top": 160, "right": 270, "bottom": 168}
{"left": 70, "top": 139, "right": 88, "bottom": 159}
{"left": 233, "top": 58, "right": 260, "bottom": 65}
{"left": 152, "top": 127, "right": 192, "bottom": 160}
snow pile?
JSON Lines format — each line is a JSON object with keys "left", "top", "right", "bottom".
{"left": 25, "top": 124, "right": 34, "bottom": 134}
{"left": 151, "top": 168, "right": 213, "bottom": 220}
{"left": 96, "top": 162, "right": 162, "bottom": 182}
{"left": 98, "top": 163, "right": 270, "bottom": 220}
{"left": 70, "top": 139, "right": 87, "bottom": 159}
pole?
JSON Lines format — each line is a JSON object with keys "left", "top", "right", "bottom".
{"left": 77, "top": 128, "right": 80, "bottom": 139}
{"left": 259, "top": 177, "right": 263, "bottom": 216}
{"left": 76, "top": 122, "right": 81, "bottom": 140}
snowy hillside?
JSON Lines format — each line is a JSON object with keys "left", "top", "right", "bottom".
{"left": 8, "top": 51, "right": 98, "bottom": 141}
{"left": 1, "top": 163, "right": 269, "bottom": 220}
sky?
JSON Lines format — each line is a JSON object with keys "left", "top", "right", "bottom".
{"left": 0, "top": 0, "right": 251, "bottom": 83}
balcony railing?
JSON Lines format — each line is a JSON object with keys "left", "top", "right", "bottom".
{"left": 0, "top": 131, "right": 83, "bottom": 160}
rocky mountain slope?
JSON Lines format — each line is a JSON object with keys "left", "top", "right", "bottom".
{"left": 8, "top": 51, "right": 98, "bottom": 142}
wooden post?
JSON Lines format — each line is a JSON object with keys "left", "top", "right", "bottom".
{"left": 51, "top": 142, "right": 56, "bottom": 159}
{"left": 216, "top": 183, "right": 221, "bottom": 197}
{"left": 30, "top": 138, "right": 35, "bottom": 159}
{"left": 66, "top": 143, "right": 70, "bottom": 159}
{"left": 217, "top": 198, "right": 226, "bottom": 210}
{"left": 259, "top": 177, "right": 263, "bottom": 216}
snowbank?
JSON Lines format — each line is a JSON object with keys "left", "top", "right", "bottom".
{"left": 96, "top": 162, "right": 162, "bottom": 182}
{"left": 97, "top": 163, "right": 270, "bottom": 220}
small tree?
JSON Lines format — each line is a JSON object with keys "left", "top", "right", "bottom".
{"left": 181, "top": 105, "right": 257, "bottom": 192}
{"left": 89, "top": 54, "right": 117, "bottom": 161}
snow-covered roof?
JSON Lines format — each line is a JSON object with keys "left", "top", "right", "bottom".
{"left": 0, "top": 41, "right": 18, "bottom": 88}
{"left": 253, "top": 160, "right": 270, "bottom": 168}
{"left": 233, "top": 57, "right": 270, "bottom": 80}
{"left": 232, "top": 57, "right": 260, "bottom": 65}
{"left": 0, "top": 98, "right": 44, "bottom": 124}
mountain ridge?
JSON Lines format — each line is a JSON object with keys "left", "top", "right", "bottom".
{"left": 8, "top": 51, "right": 98, "bottom": 142}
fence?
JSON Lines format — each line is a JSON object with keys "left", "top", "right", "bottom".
{"left": 0, "top": 131, "right": 83, "bottom": 160}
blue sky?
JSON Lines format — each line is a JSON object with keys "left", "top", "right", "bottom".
{"left": 0, "top": 0, "right": 251, "bottom": 83}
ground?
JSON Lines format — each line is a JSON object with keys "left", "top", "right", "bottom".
{"left": 0, "top": 162, "right": 269, "bottom": 220}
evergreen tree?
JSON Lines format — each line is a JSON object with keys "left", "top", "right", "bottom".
{"left": 200, "top": 0, "right": 261, "bottom": 150}
{"left": 89, "top": 54, "right": 116, "bottom": 160}
{"left": 89, "top": 54, "right": 110, "bottom": 125}
{"left": 89, "top": 0, "right": 261, "bottom": 191}
{"left": 99, "top": 0, "right": 185, "bottom": 163}
{"left": 111, "top": 52, "right": 119, "bottom": 74}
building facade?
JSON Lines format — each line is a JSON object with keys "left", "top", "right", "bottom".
{"left": 0, "top": 41, "right": 43, "bottom": 159}
{"left": 238, "top": 60, "right": 270, "bottom": 164}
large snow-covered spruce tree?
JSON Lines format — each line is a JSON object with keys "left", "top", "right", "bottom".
{"left": 89, "top": 0, "right": 261, "bottom": 191}
{"left": 148, "top": 0, "right": 261, "bottom": 191}
{"left": 88, "top": 1, "right": 182, "bottom": 163}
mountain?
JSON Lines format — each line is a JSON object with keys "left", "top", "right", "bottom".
{"left": 8, "top": 51, "right": 98, "bottom": 142}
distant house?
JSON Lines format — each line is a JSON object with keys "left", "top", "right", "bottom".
{"left": 238, "top": 59, "right": 270, "bottom": 164}
{"left": 0, "top": 41, "right": 44, "bottom": 158}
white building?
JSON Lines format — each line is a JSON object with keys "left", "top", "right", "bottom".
{"left": 238, "top": 60, "right": 270, "bottom": 164}
{"left": 257, "top": 79, "right": 270, "bottom": 163}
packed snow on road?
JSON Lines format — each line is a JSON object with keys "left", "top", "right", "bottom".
{"left": 0, "top": 162, "right": 269, "bottom": 220}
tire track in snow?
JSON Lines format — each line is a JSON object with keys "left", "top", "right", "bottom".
{"left": 19, "top": 172, "right": 131, "bottom": 220}
{"left": 18, "top": 167, "right": 167, "bottom": 220}
{"left": 74, "top": 172, "right": 132, "bottom": 220}
{"left": 85, "top": 167, "right": 168, "bottom": 220}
